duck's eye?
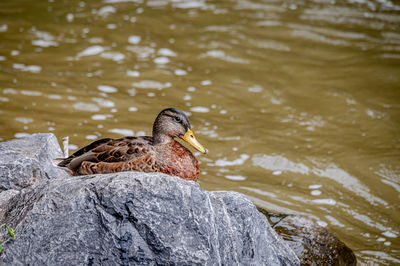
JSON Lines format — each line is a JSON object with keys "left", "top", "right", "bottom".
{"left": 174, "top": 116, "right": 182, "bottom": 123}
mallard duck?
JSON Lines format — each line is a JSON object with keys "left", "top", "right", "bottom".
{"left": 57, "top": 108, "right": 207, "bottom": 181}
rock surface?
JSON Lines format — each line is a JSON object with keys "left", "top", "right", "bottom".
{"left": 0, "top": 133, "right": 69, "bottom": 192}
{"left": 0, "top": 134, "right": 300, "bottom": 265}
{"left": 257, "top": 209, "right": 357, "bottom": 266}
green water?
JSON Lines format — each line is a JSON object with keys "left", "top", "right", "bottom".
{"left": 0, "top": 0, "right": 399, "bottom": 264}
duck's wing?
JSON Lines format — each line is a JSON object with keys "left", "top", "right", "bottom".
{"left": 57, "top": 138, "right": 114, "bottom": 166}
{"left": 58, "top": 136, "right": 153, "bottom": 172}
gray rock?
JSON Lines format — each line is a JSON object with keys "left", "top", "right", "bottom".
{"left": 0, "top": 189, "right": 19, "bottom": 222}
{"left": 257, "top": 208, "right": 357, "bottom": 266}
{"left": 0, "top": 134, "right": 300, "bottom": 265}
{"left": 1, "top": 173, "right": 300, "bottom": 265}
{"left": 0, "top": 133, "right": 69, "bottom": 192}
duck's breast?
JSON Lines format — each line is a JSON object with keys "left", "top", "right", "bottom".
{"left": 156, "top": 141, "right": 200, "bottom": 181}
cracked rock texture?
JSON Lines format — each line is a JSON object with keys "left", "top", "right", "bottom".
{"left": 0, "top": 134, "right": 299, "bottom": 265}
{"left": 0, "top": 133, "right": 69, "bottom": 192}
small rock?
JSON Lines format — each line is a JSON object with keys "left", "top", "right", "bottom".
{"left": 257, "top": 207, "right": 357, "bottom": 266}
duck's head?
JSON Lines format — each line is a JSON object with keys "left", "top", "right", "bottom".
{"left": 152, "top": 108, "right": 208, "bottom": 154}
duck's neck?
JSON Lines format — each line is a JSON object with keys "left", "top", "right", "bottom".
{"left": 152, "top": 132, "right": 174, "bottom": 145}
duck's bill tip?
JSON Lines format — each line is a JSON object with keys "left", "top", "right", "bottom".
{"left": 181, "top": 129, "right": 207, "bottom": 154}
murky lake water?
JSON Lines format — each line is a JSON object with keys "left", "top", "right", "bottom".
{"left": 1, "top": 0, "right": 399, "bottom": 264}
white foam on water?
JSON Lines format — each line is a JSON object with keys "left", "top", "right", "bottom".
{"left": 175, "top": 69, "right": 187, "bottom": 76}
{"left": 248, "top": 85, "right": 263, "bottom": 92}
{"left": 158, "top": 48, "right": 177, "bottom": 57}
{"left": 86, "top": 135, "right": 98, "bottom": 140}
{"left": 104, "top": 0, "right": 143, "bottom": 3}
{"left": 252, "top": 154, "right": 310, "bottom": 175}
{"left": 48, "top": 94, "right": 62, "bottom": 100}
{"left": 201, "top": 80, "right": 212, "bottom": 86}
{"left": 91, "top": 114, "right": 111, "bottom": 120}
{"left": 14, "top": 133, "right": 30, "bottom": 138}
{"left": 97, "top": 6, "right": 116, "bottom": 16}
{"left": 98, "top": 85, "right": 118, "bottom": 93}
{"left": 382, "top": 231, "right": 398, "bottom": 238}
{"left": 15, "top": 117, "right": 33, "bottom": 124}
{"left": 311, "top": 190, "right": 322, "bottom": 196}
{"left": 108, "top": 128, "right": 134, "bottom": 136}
{"left": 73, "top": 102, "right": 100, "bottom": 112}
{"left": 312, "top": 198, "right": 336, "bottom": 205}
{"left": 128, "top": 35, "right": 141, "bottom": 44}
{"left": 92, "top": 98, "right": 115, "bottom": 108}
{"left": 132, "top": 80, "right": 170, "bottom": 90}
{"left": 21, "top": 90, "right": 42, "bottom": 96}
{"left": 127, "top": 88, "right": 137, "bottom": 96}
{"left": 68, "top": 144, "right": 78, "bottom": 150}
{"left": 154, "top": 56, "right": 170, "bottom": 64}
{"left": 32, "top": 39, "right": 58, "bottom": 47}
{"left": 190, "top": 106, "right": 210, "bottom": 113}
{"left": 0, "top": 24, "right": 8, "bottom": 32}
{"left": 100, "top": 52, "right": 125, "bottom": 61}
{"left": 13, "top": 63, "right": 41, "bottom": 73}
{"left": 225, "top": 175, "right": 246, "bottom": 181}
{"left": 126, "top": 70, "right": 140, "bottom": 77}
{"left": 77, "top": 46, "right": 106, "bottom": 57}
{"left": 215, "top": 154, "right": 250, "bottom": 167}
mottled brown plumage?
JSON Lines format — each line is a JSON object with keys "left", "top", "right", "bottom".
{"left": 58, "top": 108, "right": 207, "bottom": 181}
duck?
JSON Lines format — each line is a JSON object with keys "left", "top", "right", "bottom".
{"left": 57, "top": 108, "right": 207, "bottom": 181}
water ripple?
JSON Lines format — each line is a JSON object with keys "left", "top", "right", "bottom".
{"left": 214, "top": 154, "right": 250, "bottom": 167}
{"left": 253, "top": 154, "right": 389, "bottom": 206}
{"left": 13, "top": 64, "right": 41, "bottom": 73}
{"left": 108, "top": 128, "right": 134, "bottom": 136}
{"left": 77, "top": 46, "right": 107, "bottom": 57}
{"left": 132, "top": 80, "right": 171, "bottom": 90}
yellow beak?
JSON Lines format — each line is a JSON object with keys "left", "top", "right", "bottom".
{"left": 181, "top": 128, "right": 208, "bottom": 154}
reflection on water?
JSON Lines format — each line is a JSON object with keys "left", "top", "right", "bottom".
{"left": 1, "top": 0, "right": 400, "bottom": 263}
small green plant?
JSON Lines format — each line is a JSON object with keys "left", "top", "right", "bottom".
{"left": 0, "top": 224, "right": 15, "bottom": 252}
